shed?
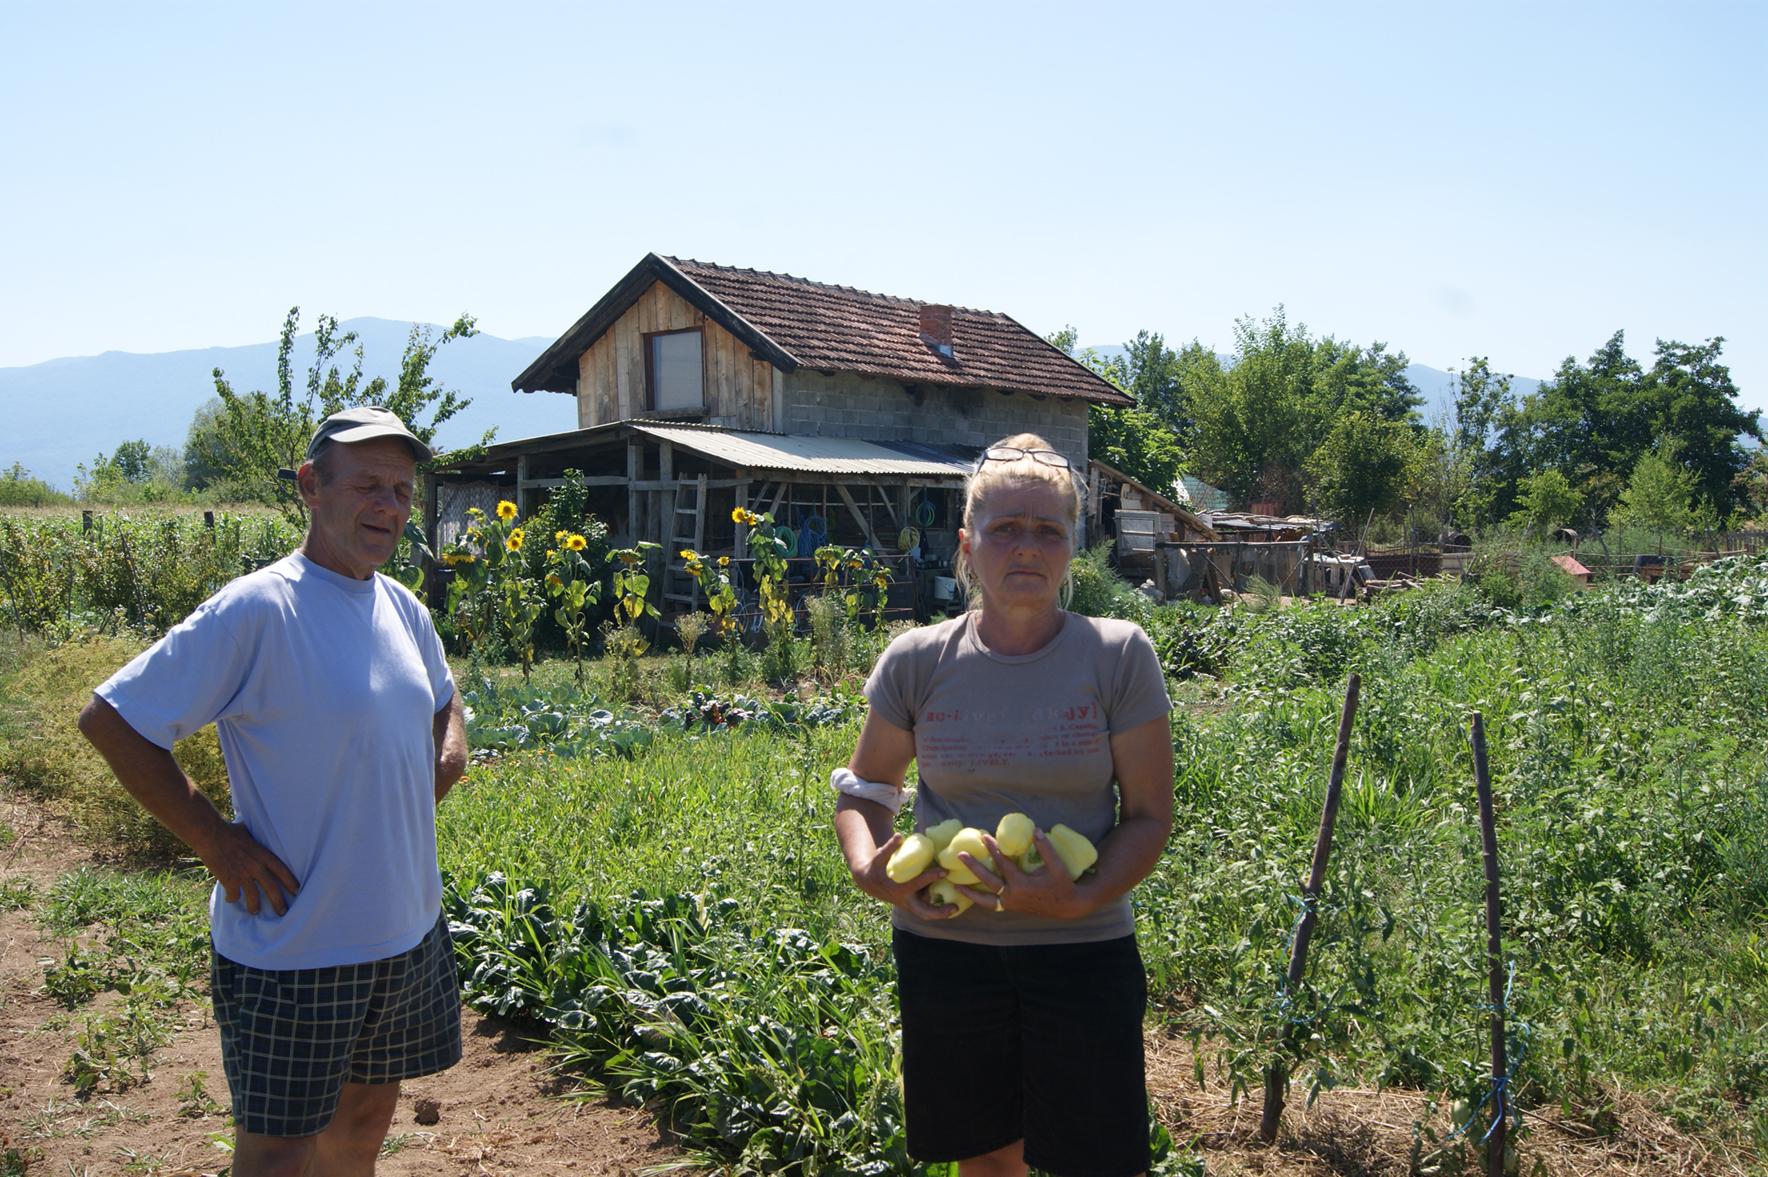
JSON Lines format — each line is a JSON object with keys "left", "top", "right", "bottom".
{"left": 1551, "top": 553, "right": 1595, "bottom": 587}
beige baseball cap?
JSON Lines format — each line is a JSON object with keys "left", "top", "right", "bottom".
{"left": 306, "top": 406, "right": 433, "bottom": 462}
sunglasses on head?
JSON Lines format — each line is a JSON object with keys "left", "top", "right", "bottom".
{"left": 977, "top": 445, "right": 1072, "bottom": 471}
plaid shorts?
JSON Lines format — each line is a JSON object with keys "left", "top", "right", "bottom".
{"left": 210, "top": 913, "right": 462, "bottom": 1137}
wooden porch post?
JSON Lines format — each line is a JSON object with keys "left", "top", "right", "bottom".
{"left": 625, "top": 440, "right": 639, "bottom": 544}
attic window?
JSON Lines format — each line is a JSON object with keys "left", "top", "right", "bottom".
{"left": 646, "top": 329, "right": 703, "bottom": 412}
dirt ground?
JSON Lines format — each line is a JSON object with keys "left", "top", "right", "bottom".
{"left": 1, "top": 796, "right": 1753, "bottom": 1176}
{"left": 0, "top": 801, "right": 694, "bottom": 1176}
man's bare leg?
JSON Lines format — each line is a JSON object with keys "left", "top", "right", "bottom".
{"left": 312, "top": 1081, "right": 402, "bottom": 1175}
{"left": 230, "top": 1081, "right": 401, "bottom": 1177}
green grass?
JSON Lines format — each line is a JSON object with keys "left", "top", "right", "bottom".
{"left": 440, "top": 722, "right": 875, "bottom": 948}
{"left": 19, "top": 868, "right": 213, "bottom": 1100}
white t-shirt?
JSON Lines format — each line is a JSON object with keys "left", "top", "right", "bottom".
{"left": 97, "top": 551, "right": 455, "bottom": 969}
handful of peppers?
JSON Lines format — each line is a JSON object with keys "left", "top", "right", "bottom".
{"left": 885, "top": 812, "right": 1098, "bottom": 914}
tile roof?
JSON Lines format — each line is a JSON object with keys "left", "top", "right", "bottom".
{"left": 662, "top": 257, "right": 1132, "bottom": 406}
{"left": 512, "top": 253, "right": 1133, "bottom": 408}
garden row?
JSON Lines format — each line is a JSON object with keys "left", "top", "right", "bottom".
{"left": 0, "top": 511, "right": 299, "bottom": 639}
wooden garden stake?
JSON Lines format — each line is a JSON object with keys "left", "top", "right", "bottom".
{"left": 1258, "top": 672, "right": 1361, "bottom": 1143}
{"left": 1470, "top": 712, "right": 1508, "bottom": 1177}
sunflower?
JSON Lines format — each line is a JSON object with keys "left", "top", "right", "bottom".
{"left": 555, "top": 529, "right": 568, "bottom": 542}
{"left": 496, "top": 500, "right": 518, "bottom": 522}
{"left": 718, "top": 556, "right": 730, "bottom": 567}
{"left": 565, "top": 533, "right": 587, "bottom": 552}
{"left": 505, "top": 528, "right": 525, "bottom": 552}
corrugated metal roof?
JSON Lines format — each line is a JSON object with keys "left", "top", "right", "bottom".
{"left": 630, "top": 424, "right": 975, "bottom": 477}
{"left": 1176, "top": 475, "right": 1232, "bottom": 513}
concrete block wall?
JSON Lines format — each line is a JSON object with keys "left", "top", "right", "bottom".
{"left": 781, "top": 371, "right": 1088, "bottom": 470}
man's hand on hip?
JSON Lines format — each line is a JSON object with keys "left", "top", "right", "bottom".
{"left": 199, "top": 822, "right": 300, "bottom": 916}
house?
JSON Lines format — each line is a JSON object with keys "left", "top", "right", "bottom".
{"left": 428, "top": 253, "right": 1133, "bottom": 615}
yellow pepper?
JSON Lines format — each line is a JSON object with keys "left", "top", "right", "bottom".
{"left": 885, "top": 833, "right": 937, "bottom": 883}
{"left": 994, "top": 812, "right": 1034, "bottom": 858}
{"left": 926, "top": 878, "right": 973, "bottom": 915}
{"left": 936, "top": 827, "right": 990, "bottom": 886}
{"left": 1018, "top": 824, "right": 1098, "bottom": 880}
{"left": 923, "top": 818, "right": 963, "bottom": 851}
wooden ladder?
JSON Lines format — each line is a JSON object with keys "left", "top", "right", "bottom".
{"left": 662, "top": 475, "right": 708, "bottom": 610}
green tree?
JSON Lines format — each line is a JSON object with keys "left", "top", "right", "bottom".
{"left": 182, "top": 396, "right": 230, "bottom": 490}
{"left": 1049, "top": 325, "right": 1187, "bottom": 493}
{"left": 1088, "top": 406, "right": 1185, "bottom": 494}
{"left": 108, "top": 440, "right": 155, "bottom": 483}
{"left": 1313, "top": 338, "right": 1423, "bottom": 423}
{"left": 0, "top": 463, "right": 72, "bottom": 507}
{"left": 1120, "top": 330, "right": 1192, "bottom": 439}
{"left": 1510, "top": 332, "right": 1758, "bottom": 523}
{"left": 74, "top": 441, "right": 185, "bottom": 503}
{"left": 1508, "top": 468, "right": 1583, "bottom": 538}
{"left": 205, "top": 308, "right": 485, "bottom": 524}
{"left": 1608, "top": 444, "right": 1701, "bottom": 537}
{"left": 1303, "top": 410, "right": 1415, "bottom": 527}
{"left": 1186, "top": 308, "right": 1321, "bottom": 510}
{"left": 1643, "top": 336, "right": 1759, "bottom": 514}
{"left": 1731, "top": 447, "right": 1768, "bottom": 524}
{"left": 1444, "top": 357, "right": 1523, "bottom": 531}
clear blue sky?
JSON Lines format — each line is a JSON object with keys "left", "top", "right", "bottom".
{"left": 3, "top": 1, "right": 1764, "bottom": 410}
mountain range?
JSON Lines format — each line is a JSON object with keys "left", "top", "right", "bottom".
{"left": 1, "top": 322, "right": 1540, "bottom": 493}
{"left": 1, "top": 320, "right": 577, "bottom": 493}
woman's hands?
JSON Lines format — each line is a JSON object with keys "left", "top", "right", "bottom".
{"left": 849, "top": 831, "right": 957, "bottom": 920}
{"left": 948, "top": 829, "right": 1092, "bottom": 920}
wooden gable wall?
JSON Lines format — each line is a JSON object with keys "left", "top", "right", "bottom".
{"left": 575, "top": 280, "right": 783, "bottom": 431}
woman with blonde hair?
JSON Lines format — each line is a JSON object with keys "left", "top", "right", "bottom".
{"left": 833, "top": 433, "right": 1174, "bottom": 1177}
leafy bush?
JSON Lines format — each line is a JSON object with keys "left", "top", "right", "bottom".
{"left": 0, "top": 512, "right": 295, "bottom": 639}
{"left": 0, "top": 635, "right": 232, "bottom": 859}
{"left": 0, "top": 463, "right": 72, "bottom": 507}
{"left": 1068, "top": 542, "right": 1154, "bottom": 623}
{"left": 448, "top": 873, "right": 913, "bottom": 1171}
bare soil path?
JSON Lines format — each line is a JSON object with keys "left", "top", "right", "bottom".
{"left": 0, "top": 798, "right": 694, "bottom": 1176}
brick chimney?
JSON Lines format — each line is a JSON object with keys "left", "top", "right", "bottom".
{"left": 919, "top": 304, "right": 954, "bottom": 358}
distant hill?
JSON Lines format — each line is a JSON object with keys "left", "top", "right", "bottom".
{"left": 1, "top": 319, "right": 564, "bottom": 493}
{"left": 1081, "top": 344, "right": 1543, "bottom": 422}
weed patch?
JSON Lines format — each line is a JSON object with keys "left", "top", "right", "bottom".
{"left": 0, "top": 635, "right": 231, "bottom": 859}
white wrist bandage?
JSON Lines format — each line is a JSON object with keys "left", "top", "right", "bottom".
{"left": 829, "top": 767, "right": 908, "bottom": 813}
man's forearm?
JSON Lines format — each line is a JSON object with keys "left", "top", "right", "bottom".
{"left": 433, "top": 694, "right": 468, "bottom": 803}
{"left": 78, "top": 696, "right": 231, "bottom": 860}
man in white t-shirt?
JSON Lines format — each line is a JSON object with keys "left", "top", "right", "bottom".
{"left": 79, "top": 406, "right": 468, "bottom": 1177}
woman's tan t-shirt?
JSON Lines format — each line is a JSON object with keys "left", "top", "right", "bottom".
{"left": 864, "top": 610, "right": 1171, "bottom": 945}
